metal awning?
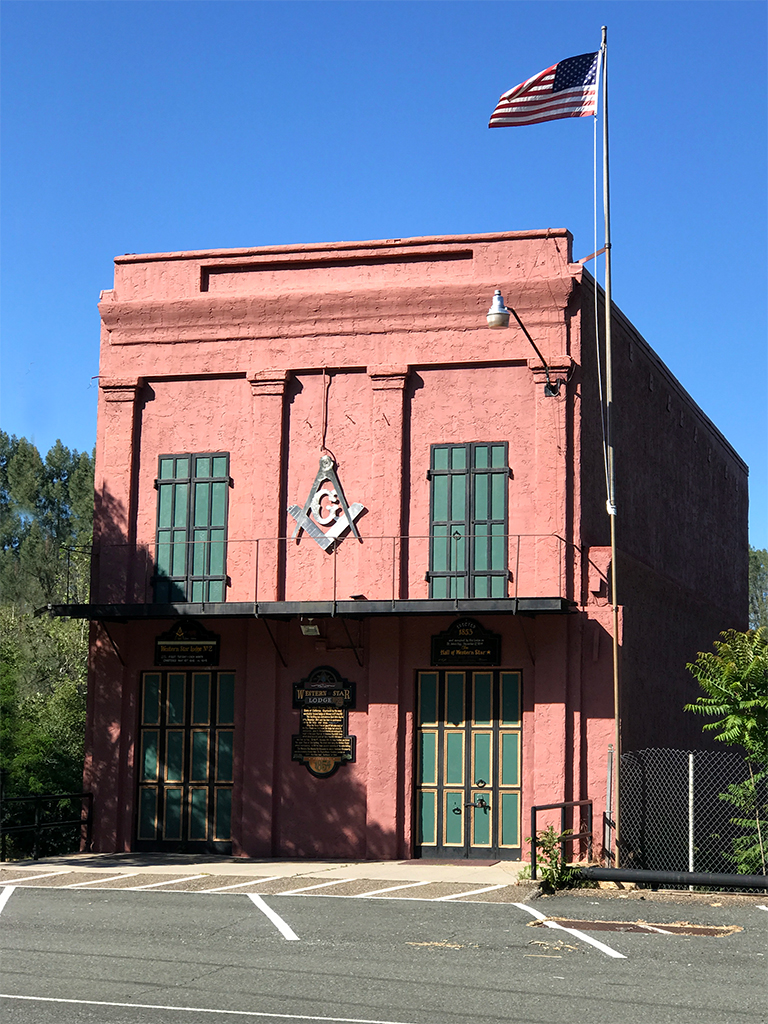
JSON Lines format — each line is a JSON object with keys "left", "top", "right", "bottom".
{"left": 41, "top": 597, "right": 575, "bottom": 621}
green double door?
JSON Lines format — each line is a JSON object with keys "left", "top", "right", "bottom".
{"left": 137, "top": 670, "right": 234, "bottom": 852}
{"left": 416, "top": 669, "right": 521, "bottom": 859}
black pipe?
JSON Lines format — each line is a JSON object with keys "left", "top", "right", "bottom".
{"left": 580, "top": 866, "right": 768, "bottom": 890}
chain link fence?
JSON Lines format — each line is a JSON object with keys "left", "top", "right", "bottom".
{"left": 619, "top": 748, "right": 767, "bottom": 890}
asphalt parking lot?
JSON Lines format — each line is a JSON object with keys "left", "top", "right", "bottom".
{"left": 1, "top": 860, "right": 766, "bottom": 1023}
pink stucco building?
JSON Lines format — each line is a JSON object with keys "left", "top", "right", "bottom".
{"left": 61, "top": 230, "right": 747, "bottom": 860}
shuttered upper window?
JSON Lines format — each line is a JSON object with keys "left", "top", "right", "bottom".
{"left": 428, "top": 443, "right": 509, "bottom": 599}
{"left": 154, "top": 453, "right": 230, "bottom": 604}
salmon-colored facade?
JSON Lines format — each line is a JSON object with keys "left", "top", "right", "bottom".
{"left": 69, "top": 230, "right": 748, "bottom": 860}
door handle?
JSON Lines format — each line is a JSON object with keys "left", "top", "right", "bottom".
{"left": 464, "top": 797, "right": 490, "bottom": 811}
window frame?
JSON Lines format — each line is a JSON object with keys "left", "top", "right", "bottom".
{"left": 153, "top": 452, "right": 231, "bottom": 604}
{"left": 427, "top": 442, "right": 509, "bottom": 599}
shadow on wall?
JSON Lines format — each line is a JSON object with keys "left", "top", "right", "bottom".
{"left": 84, "top": 615, "right": 133, "bottom": 853}
{"left": 92, "top": 483, "right": 160, "bottom": 605}
{"left": 271, "top": 758, "right": 399, "bottom": 861}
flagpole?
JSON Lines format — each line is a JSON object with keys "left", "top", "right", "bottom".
{"left": 601, "top": 24, "right": 622, "bottom": 864}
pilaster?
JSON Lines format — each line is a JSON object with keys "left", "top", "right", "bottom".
{"left": 245, "top": 369, "right": 289, "bottom": 601}
{"left": 367, "top": 365, "right": 409, "bottom": 599}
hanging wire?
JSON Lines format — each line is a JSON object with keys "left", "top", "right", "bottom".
{"left": 320, "top": 367, "right": 337, "bottom": 463}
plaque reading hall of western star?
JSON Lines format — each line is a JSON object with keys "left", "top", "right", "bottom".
{"left": 430, "top": 618, "right": 501, "bottom": 666}
{"left": 155, "top": 619, "right": 221, "bottom": 667}
{"left": 292, "top": 666, "right": 356, "bottom": 778}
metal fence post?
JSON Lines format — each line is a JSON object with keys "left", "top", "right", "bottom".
{"left": 688, "top": 752, "right": 695, "bottom": 889}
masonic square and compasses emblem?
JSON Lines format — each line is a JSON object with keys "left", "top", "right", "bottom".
{"left": 288, "top": 455, "right": 365, "bottom": 551}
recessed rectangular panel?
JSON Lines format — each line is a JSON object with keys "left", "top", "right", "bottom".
{"left": 140, "top": 731, "right": 159, "bottom": 782}
{"left": 214, "top": 788, "right": 232, "bottom": 841}
{"left": 171, "top": 532, "right": 187, "bottom": 577}
{"left": 211, "top": 482, "right": 227, "bottom": 528}
{"left": 500, "top": 732, "right": 520, "bottom": 786}
{"left": 474, "top": 474, "right": 488, "bottom": 522}
{"left": 473, "top": 673, "right": 492, "bottom": 724}
{"left": 500, "top": 673, "right": 520, "bottom": 725}
{"left": 445, "top": 673, "right": 465, "bottom": 726}
{"left": 167, "top": 673, "right": 186, "bottom": 724}
{"left": 418, "top": 731, "right": 437, "bottom": 786}
{"left": 217, "top": 673, "right": 235, "bottom": 724}
{"left": 142, "top": 675, "right": 161, "bottom": 725}
{"left": 212, "top": 456, "right": 228, "bottom": 478}
{"left": 216, "top": 731, "right": 234, "bottom": 783}
{"left": 192, "top": 530, "right": 207, "bottom": 576}
{"left": 163, "top": 788, "right": 183, "bottom": 840}
{"left": 472, "top": 573, "right": 488, "bottom": 598}
{"left": 192, "top": 674, "right": 211, "bottom": 724}
{"left": 450, "top": 475, "right": 466, "bottom": 521}
{"left": 418, "top": 673, "right": 438, "bottom": 726}
{"left": 165, "top": 731, "right": 185, "bottom": 782}
{"left": 418, "top": 791, "right": 437, "bottom": 846}
{"left": 433, "top": 476, "right": 448, "bottom": 524}
{"left": 138, "top": 788, "right": 157, "bottom": 840}
{"left": 173, "top": 484, "right": 188, "bottom": 527}
{"left": 451, "top": 447, "right": 467, "bottom": 471}
{"left": 189, "top": 789, "right": 208, "bottom": 840}
{"left": 209, "top": 531, "right": 225, "bottom": 575}
{"left": 500, "top": 791, "right": 520, "bottom": 847}
{"left": 444, "top": 792, "right": 464, "bottom": 846}
{"left": 491, "top": 472, "right": 505, "bottom": 519}
{"left": 158, "top": 485, "right": 173, "bottom": 528}
{"left": 472, "top": 732, "right": 492, "bottom": 786}
{"left": 444, "top": 731, "right": 464, "bottom": 786}
{"left": 472, "top": 796, "right": 491, "bottom": 847}
{"left": 191, "top": 730, "right": 210, "bottom": 781}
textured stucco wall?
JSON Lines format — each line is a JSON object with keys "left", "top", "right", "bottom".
{"left": 84, "top": 230, "right": 748, "bottom": 858}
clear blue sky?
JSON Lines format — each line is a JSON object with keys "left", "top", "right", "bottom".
{"left": 1, "top": 0, "right": 766, "bottom": 546}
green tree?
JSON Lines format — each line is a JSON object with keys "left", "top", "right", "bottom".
{"left": 0, "top": 434, "right": 93, "bottom": 855}
{"left": 750, "top": 547, "right": 768, "bottom": 631}
{"left": 685, "top": 628, "right": 768, "bottom": 874}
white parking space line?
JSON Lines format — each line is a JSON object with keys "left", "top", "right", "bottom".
{"left": 0, "top": 870, "right": 69, "bottom": 884}
{"left": 279, "top": 878, "right": 353, "bottom": 895}
{"left": 248, "top": 893, "right": 300, "bottom": 940}
{"left": 0, "top": 993, "right": 417, "bottom": 1024}
{"left": 351, "top": 880, "right": 434, "bottom": 897}
{"left": 511, "top": 902, "right": 627, "bottom": 959}
{"left": 64, "top": 873, "right": 140, "bottom": 888}
{"left": 201, "top": 875, "right": 283, "bottom": 893}
{"left": 0, "top": 886, "right": 16, "bottom": 915}
{"left": 758, "top": 905, "right": 768, "bottom": 912}
{"left": 436, "top": 884, "right": 507, "bottom": 901}
{"left": 130, "top": 874, "right": 209, "bottom": 890}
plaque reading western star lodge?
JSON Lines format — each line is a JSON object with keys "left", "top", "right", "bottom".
{"left": 155, "top": 619, "right": 220, "bottom": 667}
{"left": 430, "top": 618, "right": 501, "bottom": 666}
{"left": 292, "top": 666, "right": 356, "bottom": 778}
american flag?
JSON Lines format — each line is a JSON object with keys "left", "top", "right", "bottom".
{"left": 489, "top": 51, "right": 599, "bottom": 128}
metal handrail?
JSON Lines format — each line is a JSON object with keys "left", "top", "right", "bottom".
{"left": 0, "top": 792, "right": 93, "bottom": 861}
{"left": 530, "top": 799, "right": 593, "bottom": 880}
{"left": 85, "top": 532, "right": 571, "bottom": 606}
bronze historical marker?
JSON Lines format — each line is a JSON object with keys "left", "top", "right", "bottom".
{"left": 430, "top": 617, "right": 501, "bottom": 666}
{"left": 155, "top": 619, "right": 220, "bottom": 667}
{"left": 291, "top": 666, "right": 356, "bottom": 777}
